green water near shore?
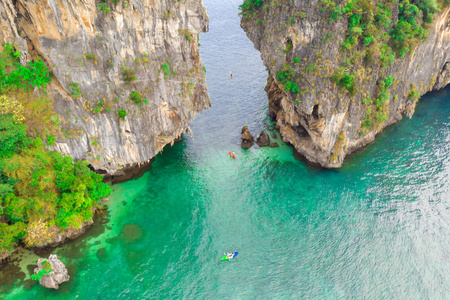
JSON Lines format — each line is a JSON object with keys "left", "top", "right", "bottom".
{"left": 3, "top": 0, "right": 450, "bottom": 298}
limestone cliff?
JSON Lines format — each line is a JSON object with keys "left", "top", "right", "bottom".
{"left": 0, "top": 0, "right": 210, "bottom": 177}
{"left": 241, "top": 1, "right": 450, "bottom": 168}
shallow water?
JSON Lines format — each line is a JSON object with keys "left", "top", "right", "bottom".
{"left": 3, "top": 0, "right": 450, "bottom": 298}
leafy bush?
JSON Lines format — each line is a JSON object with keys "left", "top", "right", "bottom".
{"left": 97, "top": 3, "right": 110, "bottom": 13}
{"left": 0, "top": 43, "right": 51, "bottom": 92}
{"left": 276, "top": 64, "right": 295, "bottom": 83}
{"left": 161, "top": 63, "right": 170, "bottom": 76}
{"left": 47, "top": 135, "right": 56, "bottom": 146}
{"left": 408, "top": 89, "right": 420, "bottom": 99}
{"left": 0, "top": 118, "right": 111, "bottom": 251}
{"left": 121, "top": 65, "right": 136, "bottom": 83}
{"left": 0, "top": 114, "right": 27, "bottom": 158}
{"left": 0, "top": 59, "right": 52, "bottom": 91}
{"left": 117, "top": 109, "right": 127, "bottom": 119}
{"left": 239, "top": 0, "right": 264, "bottom": 15}
{"left": 68, "top": 82, "right": 81, "bottom": 99}
{"left": 129, "top": 91, "right": 147, "bottom": 106}
{"left": 0, "top": 41, "right": 111, "bottom": 253}
{"left": 331, "top": 67, "right": 357, "bottom": 96}
{"left": 276, "top": 64, "right": 299, "bottom": 94}
{"left": 84, "top": 54, "right": 96, "bottom": 60}
{"left": 31, "top": 269, "right": 52, "bottom": 281}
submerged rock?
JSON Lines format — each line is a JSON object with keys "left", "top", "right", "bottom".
{"left": 270, "top": 142, "right": 279, "bottom": 148}
{"left": 271, "top": 133, "right": 277, "bottom": 139}
{"left": 34, "top": 254, "right": 69, "bottom": 289}
{"left": 241, "top": 126, "right": 255, "bottom": 149}
{"left": 256, "top": 131, "right": 271, "bottom": 147}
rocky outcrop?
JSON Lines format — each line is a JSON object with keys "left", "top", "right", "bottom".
{"left": 256, "top": 130, "right": 270, "bottom": 147}
{"left": 241, "top": 125, "right": 255, "bottom": 148}
{"left": 24, "top": 219, "right": 94, "bottom": 249}
{"left": 34, "top": 254, "right": 70, "bottom": 289}
{"left": 0, "top": 0, "right": 210, "bottom": 176}
{"left": 242, "top": 2, "right": 450, "bottom": 167}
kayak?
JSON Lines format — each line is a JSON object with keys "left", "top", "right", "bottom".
{"left": 221, "top": 252, "right": 238, "bottom": 261}
{"left": 228, "top": 151, "right": 237, "bottom": 159}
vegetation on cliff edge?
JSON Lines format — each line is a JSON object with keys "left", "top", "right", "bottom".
{"left": 0, "top": 43, "right": 111, "bottom": 256}
{"left": 240, "top": 0, "right": 444, "bottom": 132}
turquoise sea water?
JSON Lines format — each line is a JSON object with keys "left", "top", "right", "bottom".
{"left": 3, "top": 0, "right": 450, "bottom": 298}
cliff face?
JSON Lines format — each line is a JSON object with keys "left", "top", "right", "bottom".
{"left": 0, "top": 0, "right": 210, "bottom": 176}
{"left": 242, "top": 1, "right": 450, "bottom": 168}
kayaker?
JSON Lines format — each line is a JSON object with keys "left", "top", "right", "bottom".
{"left": 230, "top": 71, "right": 233, "bottom": 78}
{"left": 226, "top": 253, "right": 233, "bottom": 259}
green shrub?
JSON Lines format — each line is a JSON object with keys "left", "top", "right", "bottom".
{"left": 31, "top": 268, "right": 52, "bottom": 281}
{"left": 97, "top": 3, "right": 110, "bottom": 13}
{"left": 1, "top": 59, "right": 52, "bottom": 91}
{"left": 84, "top": 54, "right": 96, "bottom": 59}
{"left": 47, "top": 135, "right": 56, "bottom": 146}
{"left": 0, "top": 114, "right": 27, "bottom": 158}
{"left": 276, "top": 64, "right": 299, "bottom": 94}
{"left": 117, "top": 109, "right": 127, "bottom": 119}
{"left": 130, "top": 91, "right": 147, "bottom": 106}
{"left": 285, "top": 81, "right": 299, "bottom": 94}
{"left": 68, "top": 82, "right": 81, "bottom": 99}
{"left": 162, "top": 63, "right": 170, "bottom": 76}
{"left": 0, "top": 119, "right": 111, "bottom": 251}
{"left": 239, "top": 0, "right": 264, "bottom": 15}
{"left": 121, "top": 65, "right": 136, "bottom": 83}
{"left": 331, "top": 67, "right": 357, "bottom": 96}
{"left": 329, "top": 6, "right": 344, "bottom": 22}
{"left": 92, "top": 101, "right": 104, "bottom": 114}
{"left": 408, "top": 89, "right": 420, "bottom": 100}
{"left": 276, "top": 64, "right": 295, "bottom": 83}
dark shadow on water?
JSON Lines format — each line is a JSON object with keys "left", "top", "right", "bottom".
{"left": 0, "top": 256, "right": 26, "bottom": 293}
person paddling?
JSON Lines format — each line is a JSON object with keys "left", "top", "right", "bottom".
{"left": 230, "top": 71, "right": 233, "bottom": 78}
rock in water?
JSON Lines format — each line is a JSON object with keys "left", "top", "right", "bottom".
{"left": 271, "top": 133, "right": 277, "bottom": 139}
{"left": 241, "top": 126, "right": 255, "bottom": 149}
{"left": 34, "top": 254, "right": 69, "bottom": 289}
{"left": 270, "top": 142, "right": 279, "bottom": 148}
{"left": 256, "top": 131, "right": 271, "bottom": 147}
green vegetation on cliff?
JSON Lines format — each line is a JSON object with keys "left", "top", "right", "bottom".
{"left": 239, "top": 0, "right": 264, "bottom": 14}
{"left": 332, "top": 0, "right": 440, "bottom": 131}
{"left": 0, "top": 44, "right": 111, "bottom": 256}
{"left": 241, "top": 0, "right": 445, "bottom": 132}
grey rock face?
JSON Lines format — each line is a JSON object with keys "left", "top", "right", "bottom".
{"left": 241, "top": 125, "right": 255, "bottom": 148}
{"left": 256, "top": 130, "right": 270, "bottom": 147}
{"left": 34, "top": 254, "right": 69, "bottom": 289}
{"left": 0, "top": 0, "right": 210, "bottom": 176}
{"left": 242, "top": 4, "right": 450, "bottom": 168}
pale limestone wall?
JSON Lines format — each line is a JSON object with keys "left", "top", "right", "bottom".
{"left": 0, "top": 0, "right": 210, "bottom": 175}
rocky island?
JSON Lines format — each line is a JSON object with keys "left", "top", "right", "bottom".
{"left": 241, "top": 0, "right": 450, "bottom": 167}
{"left": 33, "top": 254, "right": 70, "bottom": 289}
